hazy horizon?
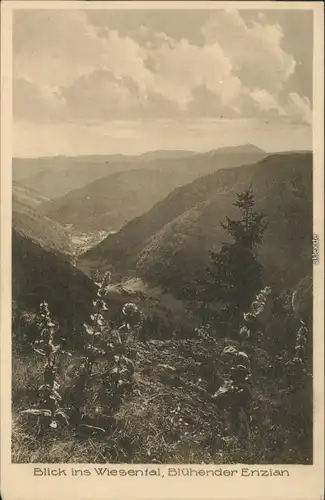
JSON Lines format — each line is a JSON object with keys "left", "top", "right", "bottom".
{"left": 13, "top": 139, "right": 312, "bottom": 160}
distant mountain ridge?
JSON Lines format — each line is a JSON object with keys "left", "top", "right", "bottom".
{"left": 13, "top": 144, "right": 266, "bottom": 200}
{"left": 12, "top": 150, "right": 198, "bottom": 188}
{"left": 79, "top": 152, "right": 313, "bottom": 294}
{"left": 37, "top": 144, "right": 266, "bottom": 232}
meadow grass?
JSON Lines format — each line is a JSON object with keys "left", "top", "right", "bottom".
{"left": 11, "top": 334, "right": 312, "bottom": 464}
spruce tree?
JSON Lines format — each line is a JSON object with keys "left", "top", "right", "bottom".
{"left": 202, "top": 187, "right": 266, "bottom": 325}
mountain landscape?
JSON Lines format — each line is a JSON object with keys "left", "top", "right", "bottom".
{"left": 42, "top": 168, "right": 194, "bottom": 233}
{"left": 13, "top": 150, "right": 197, "bottom": 181}
{"left": 79, "top": 152, "right": 312, "bottom": 295}
{"left": 9, "top": 5, "right": 319, "bottom": 473}
{"left": 13, "top": 182, "right": 73, "bottom": 257}
{"left": 13, "top": 145, "right": 264, "bottom": 198}
{"left": 12, "top": 147, "right": 312, "bottom": 323}
{"left": 11, "top": 146, "right": 313, "bottom": 465}
{"left": 15, "top": 145, "right": 266, "bottom": 234}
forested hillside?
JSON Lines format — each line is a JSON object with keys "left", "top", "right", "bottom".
{"left": 80, "top": 152, "right": 312, "bottom": 295}
{"left": 12, "top": 230, "right": 96, "bottom": 325}
{"left": 13, "top": 185, "right": 73, "bottom": 258}
{"left": 42, "top": 168, "right": 196, "bottom": 233}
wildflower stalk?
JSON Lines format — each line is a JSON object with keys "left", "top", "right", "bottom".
{"left": 213, "top": 287, "right": 272, "bottom": 438}
{"left": 106, "top": 303, "right": 139, "bottom": 409}
{"left": 286, "top": 321, "right": 310, "bottom": 390}
{"left": 83, "top": 271, "right": 111, "bottom": 384}
{"left": 21, "top": 301, "right": 71, "bottom": 430}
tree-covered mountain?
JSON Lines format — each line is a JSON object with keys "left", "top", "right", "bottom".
{"left": 41, "top": 168, "right": 194, "bottom": 233}
{"left": 13, "top": 183, "right": 73, "bottom": 257}
{"left": 79, "top": 152, "right": 312, "bottom": 295}
{"left": 39, "top": 145, "right": 265, "bottom": 233}
{"left": 12, "top": 230, "right": 96, "bottom": 325}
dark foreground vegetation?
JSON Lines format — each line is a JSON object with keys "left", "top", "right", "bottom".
{"left": 12, "top": 188, "right": 312, "bottom": 464}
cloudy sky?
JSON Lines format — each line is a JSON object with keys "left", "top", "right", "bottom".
{"left": 13, "top": 8, "right": 313, "bottom": 157}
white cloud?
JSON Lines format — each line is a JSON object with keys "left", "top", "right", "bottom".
{"left": 201, "top": 10, "right": 296, "bottom": 93}
{"left": 145, "top": 37, "right": 242, "bottom": 109}
{"left": 13, "top": 9, "right": 311, "bottom": 126}
{"left": 250, "top": 89, "right": 286, "bottom": 116}
{"left": 286, "top": 93, "right": 312, "bottom": 124}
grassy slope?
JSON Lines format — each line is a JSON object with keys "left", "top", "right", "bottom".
{"left": 12, "top": 267, "right": 312, "bottom": 465}
{"left": 13, "top": 181, "right": 50, "bottom": 207}
{"left": 12, "top": 322, "right": 312, "bottom": 464}
{"left": 13, "top": 183, "right": 73, "bottom": 257}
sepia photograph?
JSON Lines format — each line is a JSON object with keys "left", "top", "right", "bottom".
{"left": 2, "top": 1, "right": 323, "bottom": 479}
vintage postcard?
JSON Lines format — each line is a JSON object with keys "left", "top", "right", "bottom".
{"left": 1, "top": 1, "right": 324, "bottom": 500}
